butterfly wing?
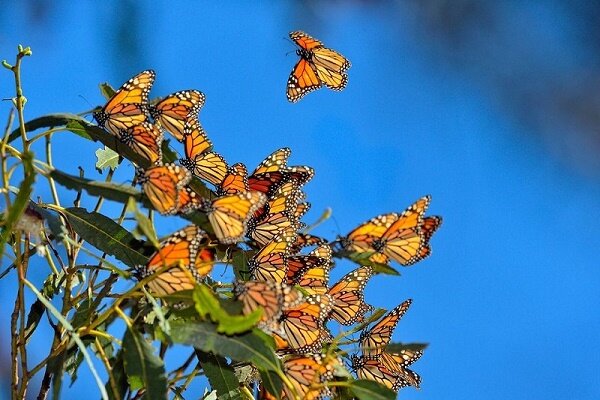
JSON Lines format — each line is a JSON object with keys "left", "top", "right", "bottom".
{"left": 287, "top": 245, "right": 332, "bottom": 296}
{"left": 218, "top": 163, "right": 249, "bottom": 195}
{"left": 351, "top": 355, "right": 408, "bottom": 392}
{"left": 205, "top": 191, "right": 266, "bottom": 244}
{"left": 287, "top": 58, "right": 322, "bottom": 103}
{"left": 312, "top": 47, "right": 351, "bottom": 90}
{"left": 249, "top": 227, "right": 296, "bottom": 283}
{"left": 151, "top": 90, "right": 205, "bottom": 141}
{"left": 94, "top": 70, "right": 155, "bottom": 136}
{"left": 327, "top": 265, "right": 373, "bottom": 325}
{"left": 380, "top": 350, "right": 423, "bottom": 388}
{"left": 278, "top": 294, "right": 333, "bottom": 353}
{"left": 360, "top": 299, "right": 413, "bottom": 358}
{"left": 118, "top": 122, "right": 163, "bottom": 164}
{"left": 139, "top": 164, "right": 191, "bottom": 215}
{"left": 377, "top": 196, "right": 430, "bottom": 265}
{"left": 181, "top": 151, "right": 228, "bottom": 187}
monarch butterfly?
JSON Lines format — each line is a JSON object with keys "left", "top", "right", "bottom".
{"left": 175, "top": 186, "right": 203, "bottom": 214}
{"left": 117, "top": 122, "right": 163, "bottom": 164}
{"left": 286, "top": 245, "right": 332, "bottom": 296}
{"left": 136, "top": 163, "right": 191, "bottom": 215}
{"left": 139, "top": 225, "right": 215, "bottom": 296}
{"left": 248, "top": 228, "right": 296, "bottom": 283}
{"left": 199, "top": 191, "right": 267, "bottom": 244}
{"left": 350, "top": 354, "right": 409, "bottom": 392}
{"left": 327, "top": 265, "right": 373, "bottom": 325}
{"left": 287, "top": 31, "right": 351, "bottom": 103}
{"left": 360, "top": 299, "right": 412, "bottom": 358}
{"left": 233, "top": 280, "right": 302, "bottom": 332}
{"left": 260, "top": 354, "right": 338, "bottom": 400}
{"left": 371, "top": 196, "right": 430, "bottom": 265}
{"left": 182, "top": 119, "right": 213, "bottom": 159}
{"left": 248, "top": 148, "right": 314, "bottom": 196}
{"left": 275, "top": 294, "right": 333, "bottom": 353}
{"left": 289, "top": 233, "right": 327, "bottom": 255}
{"left": 379, "top": 349, "right": 423, "bottom": 388}
{"left": 247, "top": 181, "right": 303, "bottom": 246}
{"left": 93, "top": 70, "right": 155, "bottom": 136}
{"left": 340, "top": 212, "right": 399, "bottom": 265}
{"left": 217, "top": 163, "right": 249, "bottom": 195}
{"left": 150, "top": 90, "right": 205, "bottom": 141}
{"left": 416, "top": 216, "right": 443, "bottom": 260}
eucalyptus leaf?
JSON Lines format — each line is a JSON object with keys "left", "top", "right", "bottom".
{"left": 95, "top": 146, "right": 120, "bottom": 171}
{"left": 196, "top": 351, "right": 242, "bottom": 400}
{"left": 348, "top": 379, "right": 397, "bottom": 400}
{"left": 122, "top": 329, "right": 167, "bottom": 400}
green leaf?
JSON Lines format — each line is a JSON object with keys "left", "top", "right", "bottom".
{"left": 193, "top": 284, "right": 262, "bottom": 335}
{"left": 385, "top": 342, "right": 429, "bottom": 353}
{"left": 99, "top": 82, "right": 117, "bottom": 99}
{"left": 196, "top": 351, "right": 242, "bottom": 400}
{"left": 51, "top": 169, "right": 142, "bottom": 204}
{"left": 128, "top": 198, "right": 159, "bottom": 248}
{"left": 62, "top": 207, "right": 152, "bottom": 267}
{"left": 347, "top": 379, "right": 397, "bottom": 400}
{"left": 95, "top": 146, "right": 120, "bottom": 171}
{"left": 170, "top": 321, "right": 282, "bottom": 376}
{"left": 122, "top": 329, "right": 167, "bottom": 400}
{"left": 105, "top": 351, "right": 128, "bottom": 400}
{"left": 71, "top": 298, "right": 95, "bottom": 329}
{"left": 0, "top": 150, "right": 35, "bottom": 259}
{"left": 347, "top": 252, "right": 400, "bottom": 276}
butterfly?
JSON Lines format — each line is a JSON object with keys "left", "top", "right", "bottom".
{"left": 379, "top": 349, "right": 423, "bottom": 388}
{"left": 198, "top": 191, "right": 267, "bottom": 244}
{"left": 286, "top": 245, "right": 332, "bottom": 296}
{"left": 175, "top": 186, "right": 203, "bottom": 214}
{"left": 359, "top": 299, "right": 412, "bottom": 358}
{"left": 136, "top": 163, "right": 191, "bottom": 215}
{"left": 179, "top": 121, "right": 228, "bottom": 187}
{"left": 116, "top": 122, "right": 163, "bottom": 164}
{"left": 248, "top": 228, "right": 296, "bottom": 283}
{"left": 217, "top": 163, "right": 249, "bottom": 195}
{"left": 139, "top": 225, "right": 215, "bottom": 296}
{"left": 261, "top": 354, "right": 339, "bottom": 400}
{"left": 289, "top": 233, "right": 327, "bottom": 255}
{"left": 247, "top": 181, "right": 303, "bottom": 246}
{"left": 287, "top": 31, "right": 351, "bottom": 103}
{"left": 327, "top": 265, "right": 373, "bottom": 325}
{"left": 342, "top": 196, "right": 438, "bottom": 265}
{"left": 275, "top": 294, "right": 333, "bottom": 353}
{"left": 248, "top": 148, "right": 314, "bottom": 196}
{"left": 234, "top": 280, "right": 302, "bottom": 331}
{"left": 350, "top": 354, "right": 409, "bottom": 392}
{"left": 150, "top": 90, "right": 205, "bottom": 141}
{"left": 93, "top": 70, "right": 155, "bottom": 136}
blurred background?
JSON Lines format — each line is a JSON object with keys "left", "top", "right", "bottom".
{"left": 1, "top": 1, "right": 599, "bottom": 399}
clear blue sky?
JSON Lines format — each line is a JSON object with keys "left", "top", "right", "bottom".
{"left": 1, "top": 2, "right": 599, "bottom": 399}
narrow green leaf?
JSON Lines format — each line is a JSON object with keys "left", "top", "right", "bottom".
{"left": 193, "top": 284, "right": 262, "bottom": 335}
{"left": 348, "top": 379, "right": 396, "bottom": 400}
{"left": 258, "top": 370, "right": 283, "bottom": 400}
{"left": 99, "top": 82, "right": 117, "bottom": 99}
{"left": 62, "top": 207, "right": 152, "bottom": 267}
{"left": 196, "top": 351, "right": 242, "bottom": 400}
{"left": 0, "top": 150, "right": 35, "bottom": 258}
{"left": 128, "top": 198, "right": 159, "bottom": 248}
{"left": 71, "top": 298, "right": 94, "bottom": 329}
{"left": 385, "top": 342, "right": 429, "bottom": 353}
{"left": 50, "top": 169, "right": 142, "bottom": 204}
{"left": 95, "top": 146, "right": 120, "bottom": 171}
{"left": 105, "top": 351, "right": 128, "bottom": 400}
{"left": 170, "top": 321, "right": 282, "bottom": 375}
{"left": 122, "top": 329, "right": 167, "bottom": 400}
{"left": 347, "top": 252, "right": 400, "bottom": 276}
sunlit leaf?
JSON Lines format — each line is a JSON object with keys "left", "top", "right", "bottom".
{"left": 95, "top": 146, "right": 120, "bottom": 171}
{"left": 193, "top": 284, "right": 262, "bottom": 335}
{"left": 196, "top": 351, "right": 242, "bottom": 400}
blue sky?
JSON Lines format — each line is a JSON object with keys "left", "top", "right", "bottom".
{"left": 1, "top": 2, "right": 599, "bottom": 399}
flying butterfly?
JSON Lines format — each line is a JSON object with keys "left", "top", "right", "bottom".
{"left": 275, "top": 294, "right": 333, "bottom": 353}
{"left": 360, "top": 299, "right": 413, "bottom": 358}
{"left": 199, "top": 191, "right": 267, "bottom": 244}
{"left": 248, "top": 227, "right": 296, "bottom": 283}
{"left": 116, "top": 121, "right": 163, "bottom": 164}
{"left": 327, "top": 265, "right": 373, "bottom": 325}
{"left": 287, "top": 31, "right": 351, "bottom": 103}
{"left": 93, "top": 70, "right": 155, "bottom": 136}
{"left": 150, "top": 90, "right": 205, "bottom": 141}
{"left": 139, "top": 225, "right": 215, "bottom": 296}
{"left": 340, "top": 212, "right": 399, "bottom": 265}
{"left": 136, "top": 163, "right": 191, "bottom": 215}
{"left": 248, "top": 148, "right": 314, "bottom": 196}
{"left": 416, "top": 216, "right": 443, "bottom": 260}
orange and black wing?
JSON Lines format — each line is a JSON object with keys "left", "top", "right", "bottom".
{"left": 137, "top": 163, "right": 191, "bottom": 215}
{"left": 360, "top": 299, "right": 412, "bottom": 358}
{"left": 117, "top": 122, "right": 163, "bottom": 164}
{"left": 93, "top": 70, "right": 155, "bottom": 136}
{"left": 327, "top": 265, "right": 373, "bottom": 325}
{"left": 151, "top": 90, "right": 205, "bottom": 141}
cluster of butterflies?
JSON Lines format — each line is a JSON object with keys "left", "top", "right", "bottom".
{"left": 90, "top": 31, "right": 440, "bottom": 399}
